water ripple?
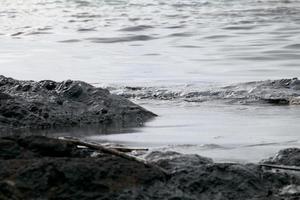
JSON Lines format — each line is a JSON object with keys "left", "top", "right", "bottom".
{"left": 86, "top": 35, "right": 155, "bottom": 43}
{"left": 1, "top": 0, "right": 300, "bottom": 85}
{"left": 118, "top": 25, "right": 154, "bottom": 32}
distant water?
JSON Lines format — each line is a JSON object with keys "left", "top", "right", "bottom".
{"left": 1, "top": 0, "right": 300, "bottom": 162}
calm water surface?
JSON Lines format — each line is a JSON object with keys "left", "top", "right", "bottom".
{"left": 1, "top": 0, "right": 300, "bottom": 162}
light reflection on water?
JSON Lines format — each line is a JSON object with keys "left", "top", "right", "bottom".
{"left": 1, "top": 0, "right": 300, "bottom": 162}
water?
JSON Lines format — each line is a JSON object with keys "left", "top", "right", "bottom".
{"left": 1, "top": 0, "right": 300, "bottom": 162}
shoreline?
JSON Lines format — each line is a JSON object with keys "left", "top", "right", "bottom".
{"left": 1, "top": 75, "right": 300, "bottom": 199}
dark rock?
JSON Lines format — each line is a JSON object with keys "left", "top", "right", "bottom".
{"left": 0, "top": 75, "right": 156, "bottom": 132}
{"left": 147, "top": 150, "right": 300, "bottom": 200}
{"left": 261, "top": 98, "right": 290, "bottom": 105}
{"left": 0, "top": 92, "right": 12, "bottom": 100}
{"left": 39, "top": 80, "right": 57, "bottom": 90}
{"left": 146, "top": 151, "right": 213, "bottom": 172}
{"left": 1, "top": 137, "right": 300, "bottom": 200}
{"left": 0, "top": 136, "right": 166, "bottom": 200}
{"left": 261, "top": 148, "right": 300, "bottom": 166}
{"left": 290, "top": 78, "right": 300, "bottom": 90}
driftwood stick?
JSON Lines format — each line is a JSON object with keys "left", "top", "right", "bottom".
{"left": 112, "top": 147, "right": 149, "bottom": 153}
{"left": 59, "top": 137, "right": 170, "bottom": 176}
{"left": 259, "top": 164, "right": 300, "bottom": 172}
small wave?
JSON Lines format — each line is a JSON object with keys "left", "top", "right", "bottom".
{"left": 171, "top": 2, "right": 209, "bottom": 8}
{"left": 266, "top": 53, "right": 300, "bottom": 60}
{"left": 203, "top": 34, "right": 235, "bottom": 39}
{"left": 222, "top": 25, "right": 256, "bottom": 30}
{"left": 118, "top": 25, "right": 153, "bottom": 32}
{"left": 86, "top": 35, "right": 155, "bottom": 43}
{"left": 26, "top": 31, "right": 52, "bottom": 35}
{"left": 236, "top": 56, "right": 274, "bottom": 61}
{"left": 11, "top": 32, "right": 24, "bottom": 36}
{"left": 37, "top": 27, "right": 52, "bottom": 31}
{"left": 58, "top": 39, "right": 81, "bottom": 43}
{"left": 143, "top": 53, "right": 160, "bottom": 56}
{"left": 174, "top": 45, "right": 202, "bottom": 48}
{"left": 165, "top": 25, "right": 186, "bottom": 29}
{"left": 128, "top": 17, "right": 140, "bottom": 22}
{"left": 284, "top": 44, "right": 300, "bottom": 49}
{"left": 71, "top": 13, "right": 101, "bottom": 19}
{"left": 77, "top": 28, "right": 96, "bottom": 32}
{"left": 111, "top": 78, "right": 300, "bottom": 105}
{"left": 167, "top": 32, "right": 194, "bottom": 37}
{"left": 199, "top": 144, "right": 230, "bottom": 150}
{"left": 243, "top": 142, "right": 280, "bottom": 147}
{"left": 68, "top": 19, "right": 93, "bottom": 23}
{"left": 243, "top": 140, "right": 299, "bottom": 147}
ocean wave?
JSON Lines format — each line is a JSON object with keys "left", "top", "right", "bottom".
{"left": 110, "top": 78, "right": 300, "bottom": 105}
{"left": 86, "top": 35, "right": 155, "bottom": 43}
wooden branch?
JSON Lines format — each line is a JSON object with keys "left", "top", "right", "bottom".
{"left": 58, "top": 137, "right": 170, "bottom": 176}
{"left": 259, "top": 164, "right": 300, "bottom": 172}
{"left": 112, "top": 147, "right": 149, "bottom": 153}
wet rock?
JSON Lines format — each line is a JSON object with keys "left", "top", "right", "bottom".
{"left": 261, "top": 98, "right": 290, "bottom": 105}
{"left": 0, "top": 75, "right": 156, "bottom": 132}
{"left": 146, "top": 151, "right": 213, "bottom": 172}
{"left": 147, "top": 150, "right": 300, "bottom": 200}
{"left": 290, "top": 79, "right": 300, "bottom": 90}
{"left": 0, "top": 136, "right": 300, "bottom": 200}
{"left": 0, "top": 136, "right": 89, "bottom": 159}
{"left": 39, "top": 80, "right": 57, "bottom": 91}
{"left": 0, "top": 92, "right": 12, "bottom": 100}
{"left": 261, "top": 148, "right": 300, "bottom": 166}
{"left": 0, "top": 136, "right": 166, "bottom": 200}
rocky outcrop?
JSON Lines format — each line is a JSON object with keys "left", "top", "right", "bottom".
{"left": 146, "top": 151, "right": 300, "bottom": 200}
{"left": 1, "top": 136, "right": 299, "bottom": 200}
{"left": 261, "top": 148, "right": 300, "bottom": 167}
{"left": 0, "top": 136, "right": 166, "bottom": 200}
{"left": 0, "top": 75, "right": 156, "bottom": 132}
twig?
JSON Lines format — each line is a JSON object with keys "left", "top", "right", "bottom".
{"left": 112, "top": 147, "right": 149, "bottom": 153}
{"left": 58, "top": 137, "right": 170, "bottom": 176}
{"left": 259, "top": 164, "right": 300, "bottom": 172}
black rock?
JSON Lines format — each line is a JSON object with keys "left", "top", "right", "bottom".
{"left": 0, "top": 136, "right": 166, "bottom": 200}
{"left": 0, "top": 75, "right": 156, "bottom": 132}
{"left": 261, "top": 148, "right": 300, "bottom": 166}
{"left": 146, "top": 151, "right": 213, "bottom": 172}
{"left": 0, "top": 136, "right": 300, "bottom": 200}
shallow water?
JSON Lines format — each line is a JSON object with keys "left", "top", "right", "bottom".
{"left": 1, "top": 0, "right": 300, "bottom": 162}
{"left": 89, "top": 100, "right": 300, "bottom": 162}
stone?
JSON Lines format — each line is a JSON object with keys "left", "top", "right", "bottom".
{"left": 0, "top": 75, "right": 156, "bottom": 132}
{"left": 1, "top": 136, "right": 300, "bottom": 200}
{"left": 261, "top": 148, "right": 300, "bottom": 166}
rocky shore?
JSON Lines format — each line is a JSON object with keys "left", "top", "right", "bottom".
{"left": 1, "top": 76, "right": 300, "bottom": 200}
{"left": 0, "top": 75, "right": 156, "bottom": 132}
{"left": 0, "top": 135, "right": 300, "bottom": 200}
